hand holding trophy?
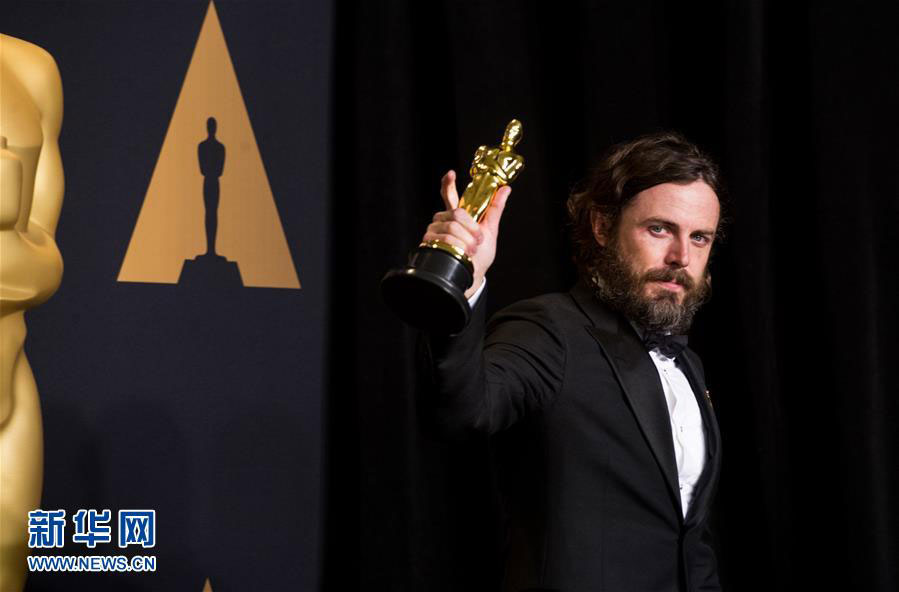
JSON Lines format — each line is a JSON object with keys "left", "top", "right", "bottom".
{"left": 381, "top": 119, "right": 524, "bottom": 333}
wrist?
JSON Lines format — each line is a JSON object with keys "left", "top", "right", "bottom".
{"left": 464, "top": 274, "right": 485, "bottom": 300}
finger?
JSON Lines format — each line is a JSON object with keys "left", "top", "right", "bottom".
{"left": 433, "top": 208, "right": 481, "bottom": 239}
{"left": 432, "top": 210, "right": 477, "bottom": 232}
{"left": 451, "top": 208, "right": 483, "bottom": 243}
{"left": 482, "top": 186, "right": 511, "bottom": 234}
{"left": 426, "top": 220, "right": 480, "bottom": 251}
{"left": 440, "top": 170, "right": 460, "bottom": 211}
{"left": 422, "top": 232, "right": 477, "bottom": 257}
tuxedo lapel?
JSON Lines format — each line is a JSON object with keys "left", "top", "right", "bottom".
{"left": 677, "top": 350, "right": 718, "bottom": 459}
{"left": 571, "top": 283, "right": 682, "bottom": 515}
{"left": 677, "top": 349, "right": 721, "bottom": 527}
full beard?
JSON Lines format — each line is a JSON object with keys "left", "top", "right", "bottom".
{"left": 590, "top": 244, "right": 711, "bottom": 334}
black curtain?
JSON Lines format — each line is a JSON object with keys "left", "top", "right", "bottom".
{"left": 324, "top": 1, "right": 898, "bottom": 590}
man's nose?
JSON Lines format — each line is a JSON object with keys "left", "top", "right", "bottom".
{"left": 664, "top": 236, "right": 690, "bottom": 268}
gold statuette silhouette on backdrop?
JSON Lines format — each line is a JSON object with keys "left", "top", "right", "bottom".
{"left": 117, "top": 0, "right": 300, "bottom": 289}
{"left": 0, "top": 34, "right": 65, "bottom": 592}
{"left": 381, "top": 120, "right": 524, "bottom": 333}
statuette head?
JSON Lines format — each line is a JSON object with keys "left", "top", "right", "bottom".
{"left": 502, "top": 119, "right": 523, "bottom": 149}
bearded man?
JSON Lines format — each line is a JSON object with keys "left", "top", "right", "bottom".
{"left": 418, "top": 132, "right": 724, "bottom": 591}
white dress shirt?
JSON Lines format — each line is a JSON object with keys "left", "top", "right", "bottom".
{"left": 467, "top": 277, "right": 488, "bottom": 305}
{"left": 468, "top": 282, "right": 706, "bottom": 516}
{"left": 646, "top": 348, "right": 706, "bottom": 517}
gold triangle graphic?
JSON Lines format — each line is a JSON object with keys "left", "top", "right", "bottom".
{"left": 118, "top": 0, "right": 300, "bottom": 289}
{"left": 201, "top": 577, "right": 213, "bottom": 592}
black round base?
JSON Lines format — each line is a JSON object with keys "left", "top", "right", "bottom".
{"left": 380, "top": 246, "right": 474, "bottom": 334}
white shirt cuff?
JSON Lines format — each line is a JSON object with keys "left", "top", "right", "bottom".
{"left": 467, "top": 278, "right": 487, "bottom": 308}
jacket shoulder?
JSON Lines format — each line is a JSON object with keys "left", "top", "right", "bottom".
{"left": 488, "top": 291, "right": 585, "bottom": 328}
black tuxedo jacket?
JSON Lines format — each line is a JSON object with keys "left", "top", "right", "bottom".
{"left": 421, "top": 281, "right": 722, "bottom": 592}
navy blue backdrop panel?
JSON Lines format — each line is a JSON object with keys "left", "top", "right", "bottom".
{"left": 6, "top": 1, "right": 332, "bottom": 590}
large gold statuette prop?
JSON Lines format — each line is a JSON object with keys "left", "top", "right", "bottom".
{"left": 381, "top": 120, "right": 524, "bottom": 333}
{"left": 0, "top": 34, "right": 65, "bottom": 592}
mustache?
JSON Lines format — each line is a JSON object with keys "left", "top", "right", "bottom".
{"left": 641, "top": 267, "right": 696, "bottom": 291}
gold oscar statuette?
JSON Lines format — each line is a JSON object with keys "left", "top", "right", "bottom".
{"left": 381, "top": 119, "right": 524, "bottom": 333}
{"left": 0, "top": 34, "right": 65, "bottom": 592}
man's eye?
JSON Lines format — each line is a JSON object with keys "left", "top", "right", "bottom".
{"left": 649, "top": 225, "right": 665, "bottom": 234}
{"left": 691, "top": 234, "right": 709, "bottom": 245}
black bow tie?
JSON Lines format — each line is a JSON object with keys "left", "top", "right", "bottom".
{"left": 642, "top": 331, "right": 688, "bottom": 359}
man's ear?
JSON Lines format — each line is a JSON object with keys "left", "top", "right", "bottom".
{"left": 590, "top": 210, "right": 609, "bottom": 247}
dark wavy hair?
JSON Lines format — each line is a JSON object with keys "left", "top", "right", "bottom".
{"left": 566, "top": 131, "right": 725, "bottom": 281}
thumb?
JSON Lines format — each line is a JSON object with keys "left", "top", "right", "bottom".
{"left": 483, "top": 186, "right": 511, "bottom": 234}
{"left": 440, "top": 170, "right": 460, "bottom": 210}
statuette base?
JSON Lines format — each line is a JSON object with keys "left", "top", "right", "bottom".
{"left": 381, "top": 245, "right": 473, "bottom": 334}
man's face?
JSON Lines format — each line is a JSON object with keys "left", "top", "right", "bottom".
{"left": 592, "top": 180, "right": 720, "bottom": 332}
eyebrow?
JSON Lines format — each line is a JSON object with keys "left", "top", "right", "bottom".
{"left": 641, "top": 217, "right": 717, "bottom": 238}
